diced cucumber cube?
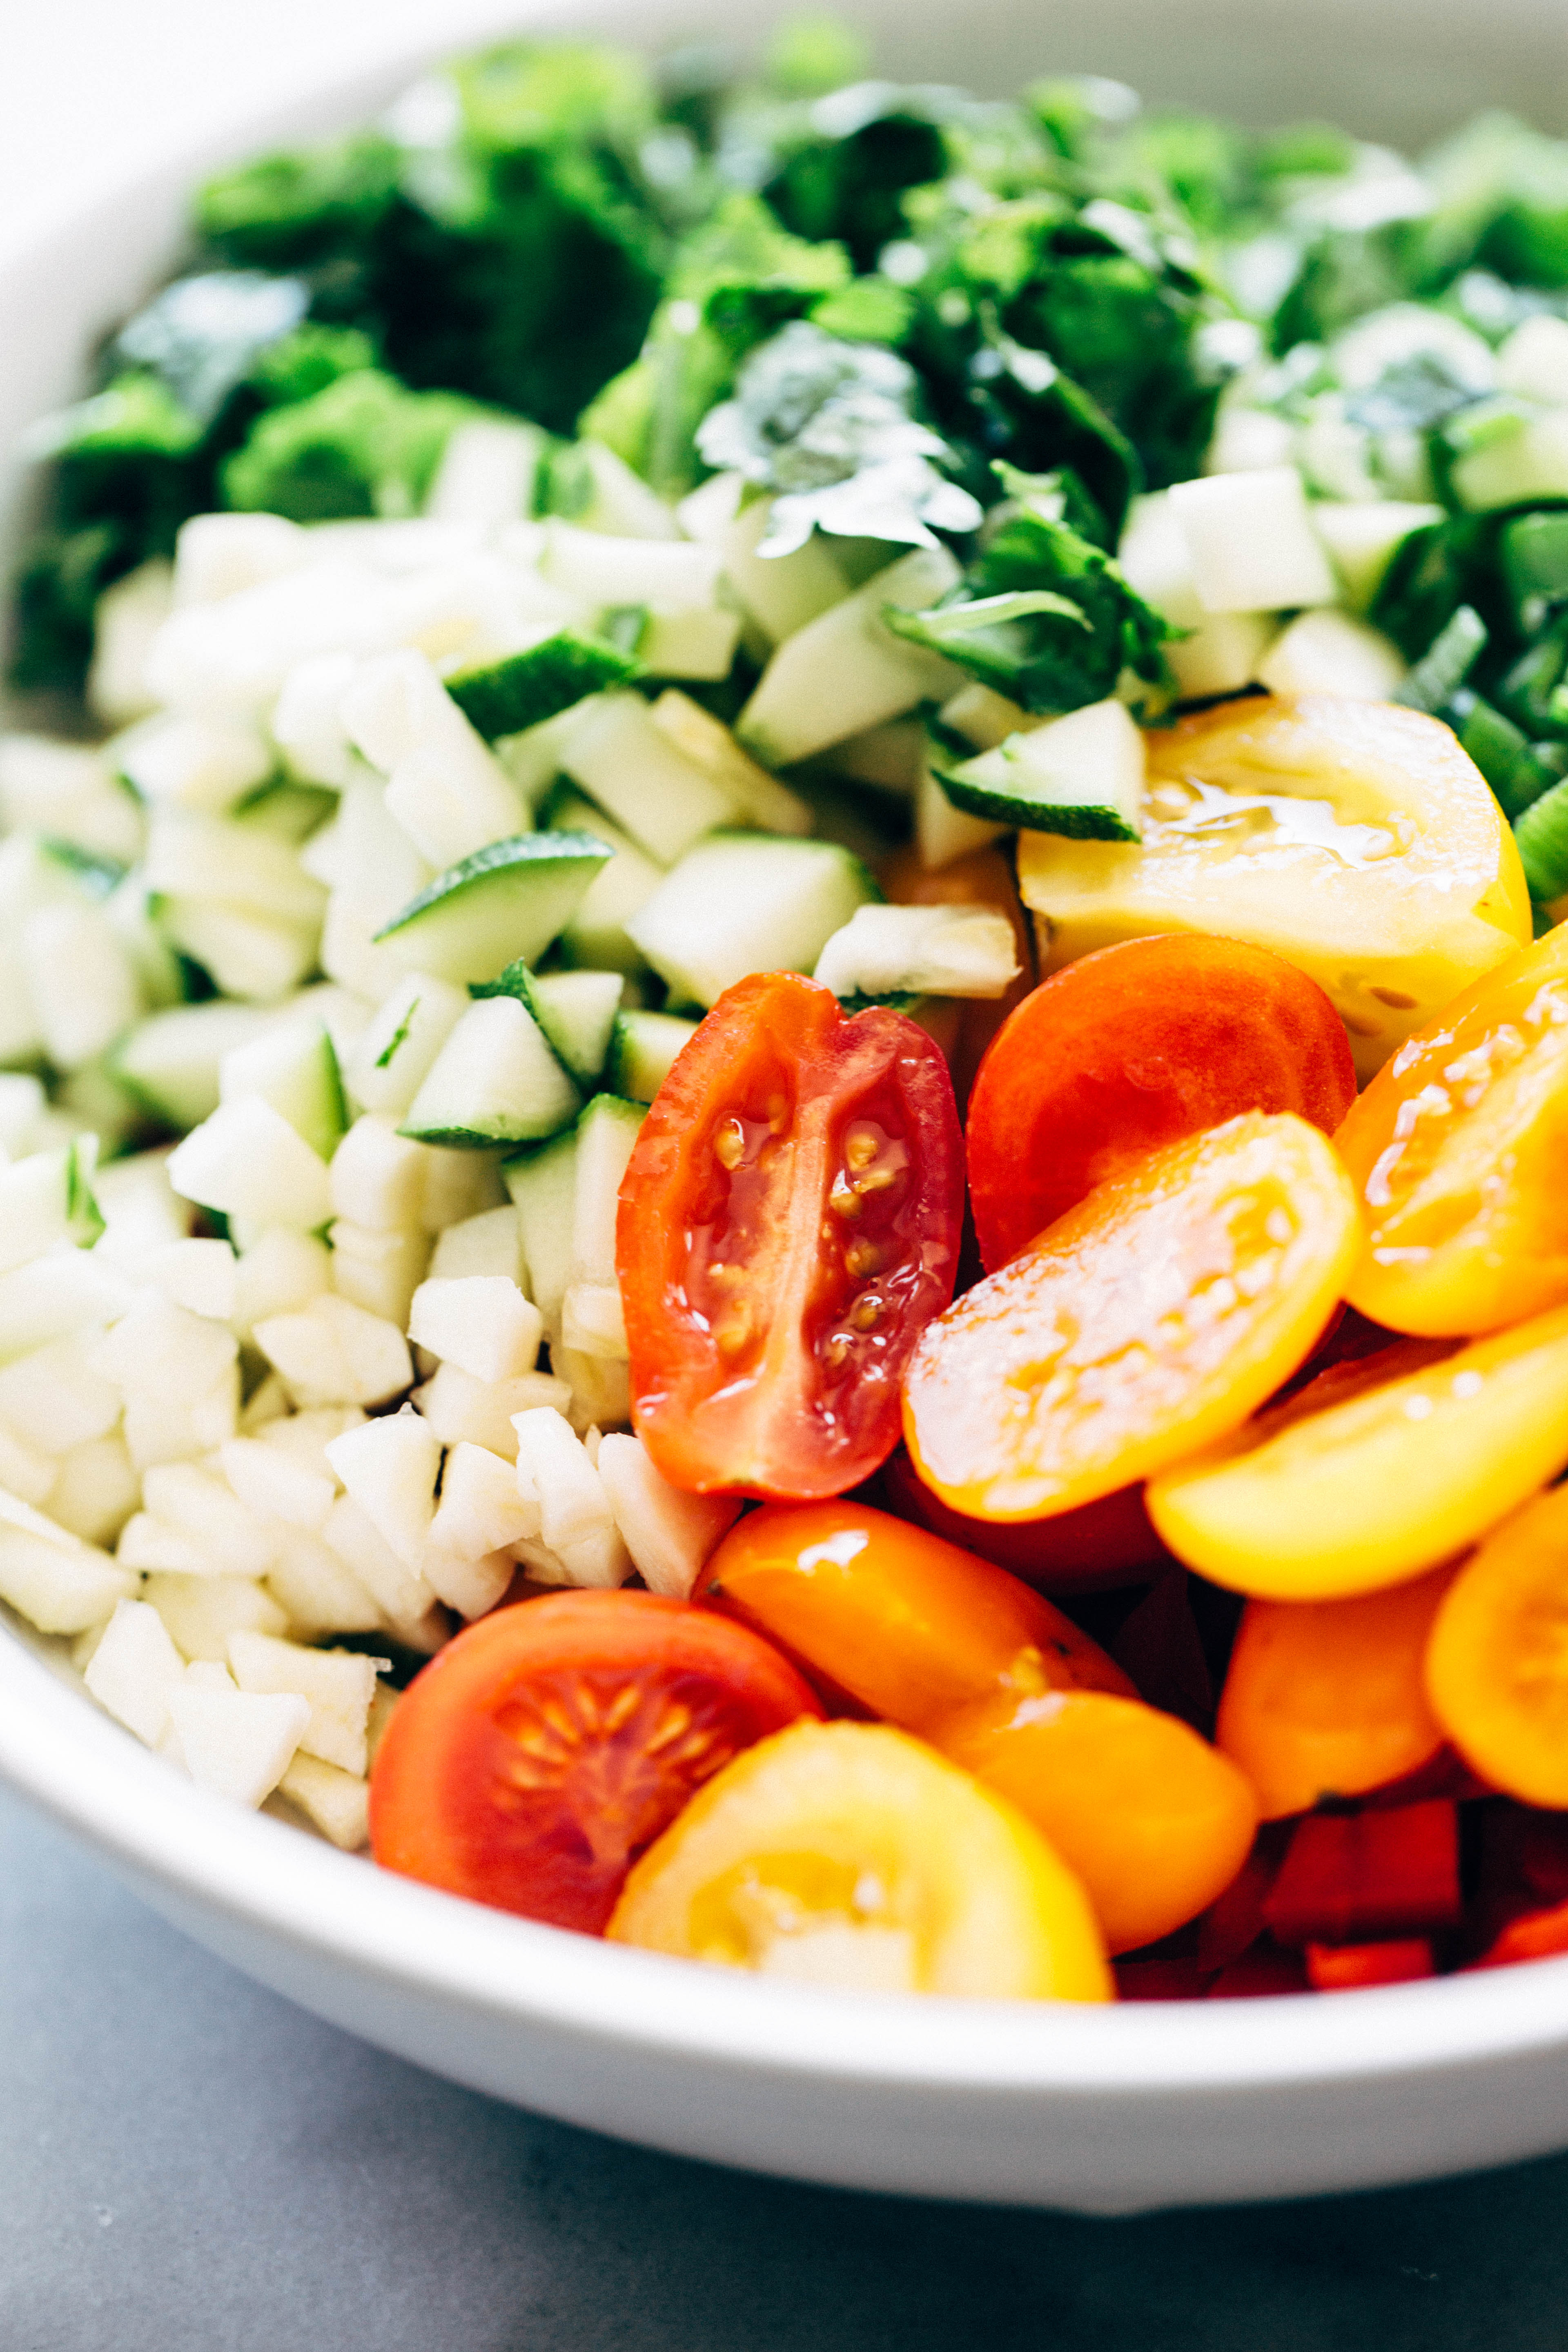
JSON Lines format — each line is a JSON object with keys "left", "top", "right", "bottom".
{"left": 219, "top": 1018, "right": 348, "bottom": 1161}
{"left": 606, "top": 1009, "right": 698, "bottom": 1103}
{"left": 558, "top": 692, "right": 739, "bottom": 866}
{"left": 401, "top": 997, "right": 580, "bottom": 1149}
{"left": 934, "top": 699, "right": 1146, "bottom": 840}
{"left": 737, "top": 546, "right": 965, "bottom": 768}
{"left": 374, "top": 831, "right": 610, "bottom": 986}
{"left": 539, "top": 784, "right": 665, "bottom": 976}
{"left": 113, "top": 1000, "right": 283, "bottom": 1129}
{"left": 626, "top": 833, "right": 880, "bottom": 1009}
{"left": 503, "top": 1126, "right": 579, "bottom": 1336}
{"left": 814, "top": 904, "right": 1020, "bottom": 1000}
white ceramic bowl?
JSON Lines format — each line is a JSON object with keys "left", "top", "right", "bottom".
{"left": 5, "top": 0, "right": 1568, "bottom": 2214}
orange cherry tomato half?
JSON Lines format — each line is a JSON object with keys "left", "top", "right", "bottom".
{"left": 616, "top": 972, "right": 964, "bottom": 1499}
{"left": 933, "top": 1679, "right": 1258, "bottom": 1955}
{"left": 699, "top": 1499, "right": 1136, "bottom": 1734}
{"left": 1216, "top": 1564, "right": 1458, "bottom": 1821}
{"left": 905, "top": 1110, "right": 1361, "bottom": 1522}
{"left": 368, "top": 1590, "right": 822, "bottom": 1933}
{"left": 966, "top": 933, "right": 1356, "bottom": 1273}
{"left": 880, "top": 1447, "right": 1168, "bottom": 1595}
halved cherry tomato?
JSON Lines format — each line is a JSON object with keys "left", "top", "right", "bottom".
{"left": 1017, "top": 694, "right": 1530, "bottom": 1080}
{"left": 616, "top": 973, "right": 964, "bottom": 1500}
{"left": 966, "top": 934, "right": 1356, "bottom": 1273}
{"left": 1336, "top": 923, "right": 1568, "bottom": 1337}
{"left": 1148, "top": 1303, "right": 1568, "bottom": 1601}
{"left": 607, "top": 1718, "right": 1111, "bottom": 2000}
{"left": 1425, "top": 1483, "right": 1568, "bottom": 1808}
{"left": 879, "top": 1447, "right": 1167, "bottom": 1595}
{"left": 369, "top": 1591, "right": 822, "bottom": 1933}
{"left": 904, "top": 1110, "right": 1360, "bottom": 1523}
{"left": 879, "top": 842, "right": 1037, "bottom": 1106}
{"left": 932, "top": 1673, "right": 1258, "bottom": 1954}
{"left": 699, "top": 1499, "right": 1136, "bottom": 1731}
{"left": 1216, "top": 1565, "right": 1458, "bottom": 1820}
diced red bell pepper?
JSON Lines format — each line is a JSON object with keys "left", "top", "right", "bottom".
{"left": 1114, "top": 1958, "right": 1216, "bottom": 2001}
{"left": 1263, "top": 1802, "right": 1461, "bottom": 1947}
{"left": 1471, "top": 1898, "right": 1568, "bottom": 1971}
{"left": 1305, "top": 1938, "right": 1435, "bottom": 1991}
{"left": 1207, "top": 1943, "right": 1309, "bottom": 1998}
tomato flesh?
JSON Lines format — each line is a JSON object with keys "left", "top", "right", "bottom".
{"left": 966, "top": 933, "right": 1356, "bottom": 1273}
{"left": 369, "top": 1591, "right": 822, "bottom": 1933}
{"left": 617, "top": 972, "right": 964, "bottom": 1499}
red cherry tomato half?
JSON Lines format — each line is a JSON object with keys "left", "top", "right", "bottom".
{"left": 617, "top": 972, "right": 964, "bottom": 1499}
{"left": 879, "top": 1449, "right": 1168, "bottom": 1595}
{"left": 966, "top": 933, "right": 1357, "bottom": 1272}
{"left": 369, "top": 1590, "right": 823, "bottom": 1933}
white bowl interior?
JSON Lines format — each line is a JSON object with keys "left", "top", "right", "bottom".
{"left": 4, "top": 0, "right": 1568, "bottom": 2211}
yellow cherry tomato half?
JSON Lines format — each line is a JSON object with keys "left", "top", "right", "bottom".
{"left": 1017, "top": 695, "right": 1529, "bottom": 1081}
{"left": 1147, "top": 1301, "right": 1568, "bottom": 1600}
{"left": 1216, "top": 1566, "right": 1457, "bottom": 1820}
{"left": 607, "top": 1719, "right": 1111, "bottom": 2002}
{"left": 1336, "top": 923, "right": 1568, "bottom": 1336}
{"left": 1426, "top": 1483, "right": 1568, "bottom": 1808}
{"left": 902, "top": 1110, "right": 1360, "bottom": 1522}
{"left": 933, "top": 1677, "right": 1257, "bottom": 1955}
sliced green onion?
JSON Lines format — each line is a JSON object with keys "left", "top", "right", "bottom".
{"left": 1514, "top": 777, "right": 1568, "bottom": 904}
{"left": 1394, "top": 606, "right": 1487, "bottom": 714}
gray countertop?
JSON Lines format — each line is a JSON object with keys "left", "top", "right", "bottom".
{"left": 4, "top": 1785, "right": 1568, "bottom": 2351}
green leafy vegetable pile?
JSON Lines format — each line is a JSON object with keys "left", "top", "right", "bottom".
{"left": 10, "top": 14, "right": 1568, "bottom": 842}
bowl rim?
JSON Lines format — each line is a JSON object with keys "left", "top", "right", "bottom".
{"left": 4, "top": 6, "right": 1568, "bottom": 2129}
{"left": 7, "top": 1613, "right": 1568, "bottom": 2100}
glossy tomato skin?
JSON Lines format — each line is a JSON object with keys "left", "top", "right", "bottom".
{"left": 369, "top": 1590, "right": 822, "bottom": 1934}
{"left": 967, "top": 933, "right": 1356, "bottom": 1273}
{"left": 879, "top": 1449, "right": 1167, "bottom": 1595}
{"left": 617, "top": 972, "right": 964, "bottom": 1500}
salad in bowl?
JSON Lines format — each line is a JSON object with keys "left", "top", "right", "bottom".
{"left": 4, "top": 17, "right": 1568, "bottom": 2023}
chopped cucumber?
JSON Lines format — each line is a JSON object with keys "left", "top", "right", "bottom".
{"left": 444, "top": 630, "right": 640, "bottom": 743}
{"left": 0, "top": 1138, "right": 103, "bottom": 1276}
{"left": 537, "top": 784, "right": 665, "bottom": 975}
{"left": 607, "top": 1009, "right": 697, "bottom": 1102}
{"left": 1311, "top": 499, "right": 1444, "bottom": 614}
{"left": 401, "top": 996, "right": 581, "bottom": 1149}
{"left": 736, "top": 547, "right": 964, "bottom": 769}
{"left": 646, "top": 691, "right": 812, "bottom": 835}
{"left": 626, "top": 833, "right": 880, "bottom": 1009}
{"left": 232, "top": 779, "right": 337, "bottom": 845}
{"left": 562, "top": 1094, "right": 644, "bottom": 1360}
{"left": 503, "top": 1126, "right": 579, "bottom": 1335}
{"left": 558, "top": 691, "right": 739, "bottom": 866}
{"left": 474, "top": 962, "right": 623, "bottom": 1088}
{"left": 374, "top": 832, "right": 611, "bottom": 987}
{"left": 1453, "top": 412, "right": 1568, "bottom": 511}
{"left": 219, "top": 1018, "right": 348, "bottom": 1161}
{"left": 813, "top": 903, "right": 1020, "bottom": 999}
{"left": 347, "top": 970, "right": 470, "bottom": 1118}
{"left": 915, "top": 756, "right": 1006, "bottom": 869}
{"left": 423, "top": 417, "right": 546, "bottom": 525}
{"left": 933, "top": 699, "right": 1146, "bottom": 840}
{"left": 112, "top": 1000, "right": 283, "bottom": 1129}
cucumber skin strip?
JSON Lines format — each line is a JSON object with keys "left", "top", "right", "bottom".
{"left": 445, "top": 630, "right": 640, "bottom": 741}
{"left": 931, "top": 761, "right": 1140, "bottom": 842}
